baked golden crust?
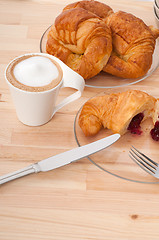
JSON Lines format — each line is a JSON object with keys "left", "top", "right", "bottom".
{"left": 46, "top": 7, "right": 112, "bottom": 79}
{"left": 63, "top": 0, "right": 113, "bottom": 20}
{"left": 78, "top": 90, "right": 156, "bottom": 136}
{"left": 46, "top": 1, "right": 159, "bottom": 80}
{"left": 103, "top": 11, "right": 159, "bottom": 78}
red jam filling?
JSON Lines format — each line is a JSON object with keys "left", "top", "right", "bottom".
{"left": 127, "top": 113, "right": 144, "bottom": 135}
{"left": 150, "top": 121, "right": 159, "bottom": 141}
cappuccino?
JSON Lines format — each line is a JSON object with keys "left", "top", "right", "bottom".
{"left": 6, "top": 54, "right": 63, "bottom": 92}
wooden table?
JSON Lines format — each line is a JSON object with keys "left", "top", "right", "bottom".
{"left": 1, "top": 0, "right": 159, "bottom": 239}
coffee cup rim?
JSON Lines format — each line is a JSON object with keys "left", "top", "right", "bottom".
{"left": 5, "top": 52, "right": 64, "bottom": 94}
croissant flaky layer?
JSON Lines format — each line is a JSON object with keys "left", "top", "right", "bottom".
{"left": 103, "top": 11, "right": 159, "bottom": 78}
{"left": 46, "top": 7, "right": 112, "bottom": 79}
{"left": 46, "top": 0, "right": 159, "bottom": 79}
{"left": 63, "top": 0, "right": 113, "bottom": 20}
{"left": 78, "top": 90, "right": 159, "bottom": 136}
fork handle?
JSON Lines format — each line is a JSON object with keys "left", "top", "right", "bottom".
{"left": 0, "top": 164, "right": 40, "bottom": 185}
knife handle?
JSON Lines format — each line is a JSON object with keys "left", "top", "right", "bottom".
{"left": 0, "top": 163, "right": 40, "bottom": 185}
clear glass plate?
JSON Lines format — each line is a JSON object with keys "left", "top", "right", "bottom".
{"left": 74, "top": 85, "right": 159, "bottom": 184}
{"left": 40, "top": 25, "right": 159, "bottom": 89}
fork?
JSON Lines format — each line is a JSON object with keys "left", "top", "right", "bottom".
{"left": 129, "top": 146, "right": 159, "bottom": 178}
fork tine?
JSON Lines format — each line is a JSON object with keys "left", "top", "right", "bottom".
{"left": 132, "top": 146, "right": 158, "bottom": 167}
{"left": 129, "top": 152, "right": 155, "bottom": 176}
{"left": 130, "top": 147, "right": 157, "bottom": 170}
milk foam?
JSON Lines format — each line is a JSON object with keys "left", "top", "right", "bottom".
{"left": 13, "top": 56, "right": 59, "bottom": 87}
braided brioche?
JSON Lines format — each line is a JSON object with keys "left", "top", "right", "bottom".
{"left": 79, "top": 90, "right": 157, "bottom": 136}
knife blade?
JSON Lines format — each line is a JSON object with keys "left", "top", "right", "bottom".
{"left": 0, "top": 133, "right": 120, "bottom": 184}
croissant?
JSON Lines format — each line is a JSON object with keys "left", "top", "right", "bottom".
{"left": 46, "top": 7, "right": 112, "bottom": 79}
{"left": 103, "top": 11, "right": 159, "bottom": 78}
{"left": 63, "top": 0, "right": 113, "bottom": 21}
{"left": 78, "top": 90, "right": 158, "bottom": 137}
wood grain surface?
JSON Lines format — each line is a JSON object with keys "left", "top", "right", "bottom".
{"left": 1, "top": 0, "right": 159, "bottom": 239}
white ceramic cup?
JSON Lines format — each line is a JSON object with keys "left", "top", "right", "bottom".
{"left": 5, "top": 53, "right": 85, "bottom": 126}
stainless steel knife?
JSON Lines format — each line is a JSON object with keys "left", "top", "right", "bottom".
{"left": 0, "top": 133, "right": 120, "bottom": 184}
